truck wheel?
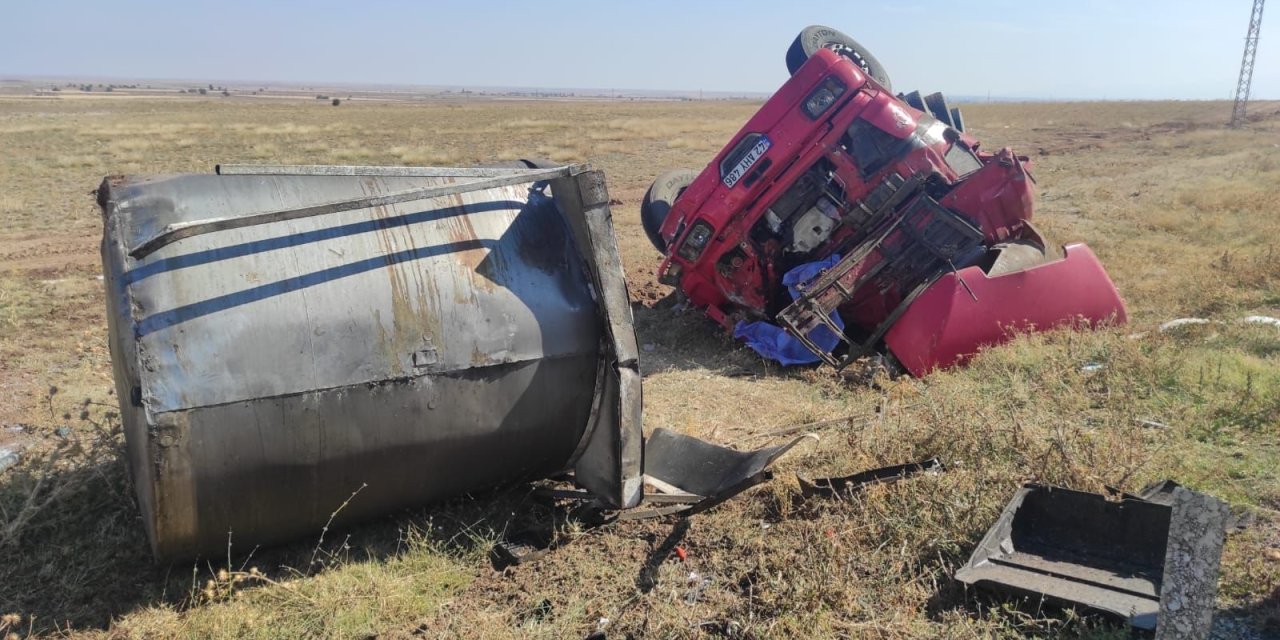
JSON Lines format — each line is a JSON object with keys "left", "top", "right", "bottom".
{"left": 923, "top": 93, "right": 956, "bottom": 129}
{"left": 642, "top": 169, "right": 697, "bottom": 253}
{"left": 786, "top": 25, "right": 892, "bottom": 91}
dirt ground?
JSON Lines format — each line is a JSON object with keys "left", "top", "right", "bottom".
{"left": 0, "top": 93, "right": 1278, "bottom": 639}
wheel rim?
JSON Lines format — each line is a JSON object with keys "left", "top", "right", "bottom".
{"left": 826, "top": 44, "right": 872, "bottom": 76}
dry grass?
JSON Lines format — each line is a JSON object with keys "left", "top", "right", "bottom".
{"left": 0, "top": 94, "right": 1277, "bottom": 639}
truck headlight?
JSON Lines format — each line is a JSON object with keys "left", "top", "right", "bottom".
{"left": 804, "top": 77, "right": 846, "bottom": 119}
{"left": 677, "top": 221, "right": 714, "bottom": 261}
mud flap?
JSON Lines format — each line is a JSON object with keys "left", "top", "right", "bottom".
{"left": 955, "top": 483, "right": 1229, "bottom": 631}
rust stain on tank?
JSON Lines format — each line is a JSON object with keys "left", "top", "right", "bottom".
{"left": 362, "top": 177, "right": 442, "bottom": 371}
{"left": 444, "top": 189, "right": 498, "bottom": 303}
{"left": 471, "top": 342, "right": 494, "bottom": 367}
{"left": 445, "top": 192, "right": 486, "bottom": 267}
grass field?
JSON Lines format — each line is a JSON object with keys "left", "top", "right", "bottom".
{"left": 0, "top": 93, "right": 1278, "bottom": 639}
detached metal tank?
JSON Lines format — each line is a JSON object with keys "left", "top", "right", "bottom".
{"left": 98, "top": 164, "right": 642, "bottom": 559}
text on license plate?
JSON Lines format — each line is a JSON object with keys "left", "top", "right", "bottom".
{"left": 722, "top": 136, "right": 771, "bottom": 188}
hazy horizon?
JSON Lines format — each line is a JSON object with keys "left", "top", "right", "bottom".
{"left": 2, "top": 0, "right": 1276, "bottom": 101}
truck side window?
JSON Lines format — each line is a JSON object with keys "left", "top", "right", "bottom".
{"left": 943, "top": 142, "right": 983, "bottom": 177}
{"left": 842, "top": 119, "right": 909, "bottom": 178}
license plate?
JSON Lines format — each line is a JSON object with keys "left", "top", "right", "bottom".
{"left": 722, "top": 136, "right": 771, "bottom": 188}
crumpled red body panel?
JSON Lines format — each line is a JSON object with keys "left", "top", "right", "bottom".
{"left": 884, "top": 243, "right": 1127, "bottom": 376}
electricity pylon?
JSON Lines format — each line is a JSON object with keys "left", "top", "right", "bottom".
{"left": 1231, "top": 0, "right": 1266, "bottom": 127}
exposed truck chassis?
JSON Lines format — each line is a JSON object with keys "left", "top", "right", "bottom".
{"left": 643, "top": 26, "right": 1126, "bottom": 375}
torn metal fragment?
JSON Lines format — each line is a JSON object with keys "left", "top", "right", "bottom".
{"left": 643, "top": 427, "right": 811, "bottom": 516}
{"left": 797, "top": 457, "right": 944, "bottom": 499}
{"left": 491, "top": 529, "right": 556, "bottom": 569}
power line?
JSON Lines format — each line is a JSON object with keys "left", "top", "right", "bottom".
{"left": 1230, "top": 0, "right": 1266, "bottom": 127}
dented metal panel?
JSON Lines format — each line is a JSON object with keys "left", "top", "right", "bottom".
{"left": 99, "top": 165, "right": 641, "bottom": 559}
{"left": 550, "top": 171, "right": 644, "bottom": 509}
{"left": 955, "top": 484, "right": 1174, "bottom": 630}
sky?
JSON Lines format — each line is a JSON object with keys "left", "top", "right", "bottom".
{"left": 1, "top": 0, "right": 1276, "bottom": 100}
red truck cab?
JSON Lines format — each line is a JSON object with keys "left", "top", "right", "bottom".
{"left": 646, "top": 29, "right": 1126, "bottom": 374}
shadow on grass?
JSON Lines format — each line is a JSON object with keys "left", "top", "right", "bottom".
{"left": 631, "top": 292, "right": 824, "bottom": 380}
{"left": 635, "top": 518, "right": 690, "bottom": 593}
{"left": 925, "top": 585, "right": 1135, "bottom": 639}
{"left": 0, "top": 431, "right": 565, "bottom": 633}
{"left": 0, "top": 446, "right": 159, "bottom": 631}
{"left": 630, "top": 291, "right": 899, "bottom": 389}
{"left": 1216, "top": 591, "right": 1280, "bottom": 639}
{"left": 927, "top": 579, "right": 1280, "bottom": 638}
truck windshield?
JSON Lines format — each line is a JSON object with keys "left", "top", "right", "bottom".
{"left": 842, "top": 118, "right": 912, "bottom": 178}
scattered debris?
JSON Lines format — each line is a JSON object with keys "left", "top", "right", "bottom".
{"left": 1160, "top": 318, "right": 1213, "bottom": 332}
{"left": 490, "top": 529, "right": 556, "bottom": 569}
{"left": 490, "top": 428, "right": 808, "bottom": 568}
{"left": 0, "top": 447, "right": 19, "bottom": 475}
{"left": 697, "top": 620, "right": 744, "bottom": 637}
{"left": 1241, "top": 315, "right": 1280, "bottom": 328}
{"left": 1159, "top": 315, "right": 1280, "bottom": 332}
{"left": 798, "top": 457, "right": 944, "bottom": 499}
{"left": 519, "top": 599, "right": 553, "bottom": 624}
{"left": 683, "top": 571, "right": 712, "bottom": 604}
{"left": 1132, "top": 314, "right": 1280, "bottom": 339}
{"left": 955, "top": 482, "right": 1230, "bottom": 632}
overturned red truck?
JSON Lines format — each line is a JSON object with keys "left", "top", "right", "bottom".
{"left": 642, "top": 26, "right": 1126, "bottom": 376}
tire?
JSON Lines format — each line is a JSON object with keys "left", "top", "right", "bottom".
{"left": 786, "top": 25, "right": 892, "bottom": 91}
{"left": 641, "top": 169, "right": 698, "bottom": 253}
{"left": 949, "top": 107, "right": 966, "bottom": 133}
{"left": 923, "top": 92, "right": 955, "bottom": 129}
{"left": 986, "top": 239, "right": 1049, "bottom": 276}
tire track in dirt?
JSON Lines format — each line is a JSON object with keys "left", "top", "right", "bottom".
{"left": 0, "top": 232, "right": 99, "bottom": 276}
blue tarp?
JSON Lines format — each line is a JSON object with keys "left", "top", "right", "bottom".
{"left": 733, "top": 254, "right": 845, "bottom": 366}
